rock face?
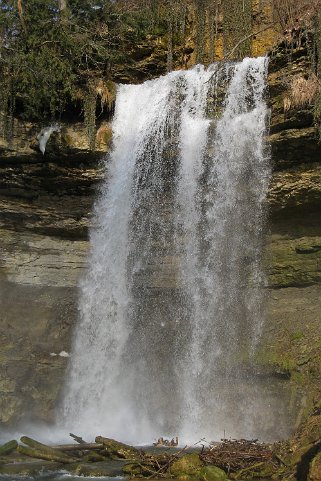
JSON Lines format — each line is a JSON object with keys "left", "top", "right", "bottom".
{"left": 0, "top": 122, "right": 105, "bottom": 425}
{"left": 260, "top": 43, "right": 321, "bottom": 416}
{"left": 0, "top": 40, "right": 321, "bottom": 433}
{"left": 309, "top": 452, "right": 321, "bottom": 481}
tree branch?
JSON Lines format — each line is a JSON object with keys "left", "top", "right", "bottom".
{"left": 206, "top": 21, "right": 279, "bottom": 83}
{"left": 224, "top": 22, "right": 278, "bottom": 61}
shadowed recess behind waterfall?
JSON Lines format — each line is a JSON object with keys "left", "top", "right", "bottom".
{"left": 60, "top": 58, "right": 292, "bottom": 444}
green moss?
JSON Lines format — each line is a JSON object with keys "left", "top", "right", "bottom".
{"left": 199, "top": 465, "right": 228, "bottom": 481}
{"left": 170, "top": 453, "right": 203, "bottom": 478}
{"left": 72, "top": 462, "right": 122, "bottom": 477}
{"left": 176, "top": 476, "right": 200, "bottom": 481}
{"left": 255, "top": 350, "right": 297, "bottom": 376}
{"left": 266, "top": 236, "right": 321, "bottom": 288}
{"left": 291, "top": 331, "right": 304, "bottom": 341}
{"left": 123, "top": 462, "right": 142, "bottom": 476}
{"left": 291, "top": 371, "right": 305, "bottom": 384}
{"left": 234, "top": 461, "right": 275, "bottom": 479}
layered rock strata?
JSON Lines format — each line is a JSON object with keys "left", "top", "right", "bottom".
{"left": 0, "top": 44, "right": 320, "bottom": 429}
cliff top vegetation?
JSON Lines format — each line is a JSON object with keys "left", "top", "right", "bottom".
{"left": 1, "top": 0, "right": 321, "bottom": 144}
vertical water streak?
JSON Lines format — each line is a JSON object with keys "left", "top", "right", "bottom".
{"left": 61, "top": 58, "right": 275, "bottom": 444}
{"left": 178, "top": 57, "right": 270, "bottom": 440}
{"left": 62, "top": 73, "right": 184, "bottom": 440}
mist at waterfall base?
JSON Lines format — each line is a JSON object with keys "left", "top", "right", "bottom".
{"left": 60, "top": 57, "right": 292, "bottom": 445}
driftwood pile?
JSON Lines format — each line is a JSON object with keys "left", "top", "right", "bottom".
{"left": 7, "top": 434, "right": 144, "bottom": 464}
{"left": 0, "top": 435, "right": 280, "bottom": 479}
{"left": 200, "top": 439, "right": 274, "bottom": 473}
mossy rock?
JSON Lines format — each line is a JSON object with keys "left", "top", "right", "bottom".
{"left": 199, "top": 465, "right": 228, "bottom": 481}
{"left": 0, "top": 461, "right": 62, "bottom": 476}
{"left": 170, "top": 453, "right": 203, "bottom": 478}
{"left": 123, "top": 462, "right": 143, "bottom": 476}
{"left": 309, "top": 451, "right": 321, "bottom": 481}
{"left": 234, "top": 461, "right": 275, "bottom": 479}
{"left": 174, "top": 475, "right": 200, "bottom": 481}
{"left": 71, "top": 461, "right": 123, "bottom": 477}
{"left": 291, "top": 443, "right": 315, "bottom": 466}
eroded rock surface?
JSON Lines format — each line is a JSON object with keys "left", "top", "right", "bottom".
{"left": 0, "top": 137, "right": 104, "bottom": 425}
{"left": 256, "top": 43, "right": 321, "bottom": 434}
{"left": 0, "top": 43, "right": 320, "bottom": 432}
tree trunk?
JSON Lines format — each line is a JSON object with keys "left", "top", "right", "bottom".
{"left": 17, "top": 445, "right": 76, "bottom": 464}
{"left": 17, "top": 0, "right": 27, "bottom": 34}
{"left": 0, "top": 440, "right": 18, "bottom": 456}
{"left": 53, "top": 443, "right": 104, "bottom": 451}
{"left": 95, "top": 436, "right": 140, "bottom": 459}
{"left": 20, "top": 436, "right": 75, "bottom": 463}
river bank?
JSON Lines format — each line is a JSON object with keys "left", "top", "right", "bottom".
{"left": 0, "top": 422, "right": 321, "bottom": 481}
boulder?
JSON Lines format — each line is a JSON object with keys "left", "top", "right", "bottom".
{"left": 309, "top": 452, "right": 321, "bottom": 481}
{"left": 199, "top": 465, "right": 228, "bottom": 481}
{"left": 170, "top": 453, "right": 203, "bottom": 478}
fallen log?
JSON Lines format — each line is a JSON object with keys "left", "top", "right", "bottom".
{"left": 95, "top": 436, "right": 140, "bottom": 459}
{"left": 0, "top": 461, "right": 63, "bottom": 476}
{"left": 16, "top": 445, "right": 77, "bottom": 464}
{"left": 70, "top": 433, "right": 86, "bottom": 444}
{"left": 20, "top": 437, "right": 76, "bottom": 463}
{"left": 81, "top": 452, "right": 108, "bottom": 462}
{"left": 52, "top": 443, "right": 104, "bottom": 452}
{"left": 0, "top": 440, "right": 18, "bottom": 456}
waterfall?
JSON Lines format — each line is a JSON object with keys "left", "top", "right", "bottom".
{"left": 61, "top": 58, "right": 282, "bottom": 444}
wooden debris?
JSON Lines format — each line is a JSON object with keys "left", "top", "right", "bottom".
{"left": 0, "top": 440, "right": 18, "bottom": 456}
{"left": 95, "top": 436, "right": 140, "bottom": 459}
{"left": 153, "top": 437, "right": 179, "bottom": 447}
{"left": 19, "top": 436, "right": 77, "bottom": 463}
{"left": 52, "top": 443, "right": 104, "bottom": 451}
{"left": 200, "top": 439, "right": 274, "bottom": 473}
{"left": 16, "top": 445, "right": 77, "bottom": 464}
{"left": 123, "top": 453, "right": 174, "bottom": 478}
{"left": 0, "top": 432, "right": 280, "bottom": 479}
{"left": 70, "top": 433, "right": 86, "bottom": 444}
{"left": 123, "top": 443, "right": 188, "bottom": 478}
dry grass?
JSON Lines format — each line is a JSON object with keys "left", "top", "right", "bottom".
{"left": 284, "top": 74, "right": 319, "bottom": 112}
{"left": 95, "top": 79, "right": 116, "bottom": 110}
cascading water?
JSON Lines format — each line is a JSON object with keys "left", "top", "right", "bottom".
{"left": 61, "top": 57, "right": 290, "bottom": 443}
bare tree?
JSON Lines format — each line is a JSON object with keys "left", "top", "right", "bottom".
{"left": 17, "top": 0, "right": 27, "bottom": 34}
{"left": 272, "top": 0, "right": 321, "bottom": 31}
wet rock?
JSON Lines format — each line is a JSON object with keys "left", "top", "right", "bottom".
{"left": 71, "top": 461, "right": 125, "bottom": 477}
{"left": 268, "top": 167, "right": 321, "bottom": 213}
{"left": 95, "top": 436, "right": 140, "bottom": 459}
{"left": 0, "top": 395, "right": 23, "bottom": 424}
{"left": 234, "top": 461, "right": 275, "bottom": 480}
{"left": 266, "top": 235, "right": 321, "bottom": 288}
{"left": 309, "top": 452, "right": 321, "bottom": 481}
{"left": 0, "top": 461, "right": 63, "bottom": 476}
{"left": 268, "top": 41, "right": 321, "bottom": 170}
{"left": 170, "top": 453, "right": 203, "bottom": 478}
{"left": 199, "top": 465, "right": 228, "bottom": 481}
{"left": 123, "top": 462, "right": 144, "bottom": 476}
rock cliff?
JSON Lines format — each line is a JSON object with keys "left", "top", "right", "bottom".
{"left": 0, "top": 39, "right": 320, "bottom": 448}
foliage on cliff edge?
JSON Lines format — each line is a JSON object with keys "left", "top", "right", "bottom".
{"left": 2, "top": 0, "right": 321, "bottom": 143}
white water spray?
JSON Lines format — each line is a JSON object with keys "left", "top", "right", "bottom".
{"left": 61, "top": 58, "right": 290, "bottom": 443}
